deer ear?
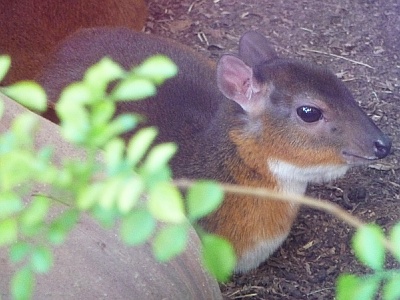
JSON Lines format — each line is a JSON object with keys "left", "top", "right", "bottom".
{"left": 217, "top": 54, "right": 262, "bottom": 113}
{"left": 239, "top": 31, "right": 278, "bottom": 67}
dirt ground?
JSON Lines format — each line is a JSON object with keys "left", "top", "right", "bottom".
{"left": 144, "top": 0, "right": 400, "bottom": 299}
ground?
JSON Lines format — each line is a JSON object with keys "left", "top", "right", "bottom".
{"left": 145, "top": 1, "right": 399, "bottom": 299}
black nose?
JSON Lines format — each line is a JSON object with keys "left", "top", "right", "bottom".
{"left": 374, "top": 138, "right": 392, "bottom": 159}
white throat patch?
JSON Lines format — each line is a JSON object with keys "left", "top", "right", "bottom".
{"left": 268, "top": 159, "right": 349, "bottom": 194}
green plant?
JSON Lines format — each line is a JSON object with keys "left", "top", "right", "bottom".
{"left": 336, "top": 223, "right": 400, "bottom": 300}
{"left": 0, "top": 54, "right": 235, "bottom": 299}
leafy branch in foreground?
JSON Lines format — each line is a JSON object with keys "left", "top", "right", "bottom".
{"left": 0, "top": 54, "right": 235, "bottom": 299}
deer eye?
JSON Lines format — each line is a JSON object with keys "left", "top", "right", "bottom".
{"left": 296, "top": 106, "right": 323, "bottom": 123}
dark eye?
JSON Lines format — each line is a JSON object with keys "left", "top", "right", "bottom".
{"left": 296, "top": 106, "right": 323, "bottom": 123}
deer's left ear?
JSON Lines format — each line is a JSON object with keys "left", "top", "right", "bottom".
{"left": 217, "top": 54, "right": 264, "bottom": 114}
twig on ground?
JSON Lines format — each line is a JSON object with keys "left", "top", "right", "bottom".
{"left": 302, "top": 48, "right": 374, "bottom": 69}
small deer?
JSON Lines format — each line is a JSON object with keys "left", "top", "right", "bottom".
{"left": 37, "top": 28, "right": 391, "bottom": 272}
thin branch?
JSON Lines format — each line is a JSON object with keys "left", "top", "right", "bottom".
{"left": 175, "top": 179, "right": 364, "bottom": 228}
{"left": 174, "top": 179, "right": 396, "bottom": 255}
{"left": 302, "top": 48, "right": 375, "bottom": 69}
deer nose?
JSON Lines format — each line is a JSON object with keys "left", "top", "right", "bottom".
{"left": 374, "top": 138, "right": 392, "bottom": 159}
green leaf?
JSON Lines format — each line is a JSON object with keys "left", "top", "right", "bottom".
{"left": 57, "top": 81, "right": 92, "bottom": 109}
{"left": 91, "top": 205, "right": 118, "bottom": 228}
{"left": 153, "top": 224, "right": 188, "bottom": 261}
{"left": 12, "top": 113, "right": 38, "bottom": 143}
{"left": 3, "top": 81, "right": 47, "bottom": 112}
{"left": 54, "top": 167, "right": 74, "bottom": 188}
{"left": 337, "top": 274, "right": 361, "bottom": 300}
{"left": 390, "top": 223, "right": 400, "bottom": 262}
{"left": 31, "top": 246, "right": 53, "bottom": 273}
{"left": 141, "top": 142, "right": 177, "bottom": 176}
{"left": 10, "top": 242, "right": 31, "bottom": 263}
{"left": 11, "top": 267, "right": 34, "bottom": 300}
{"left": 36, "top": 146, "right": 54, "bottom": 166}
{"left": 352, "top": 224, "right": 385, "bottom": 270}
{"left": 0, "top": 55, "right": 11, "bottom": 82}
{"left": 0, "top": 151, "right": 34, "bottom": 190}
{"left": 127, "top": 127, "right": 158, "bottom": 167}
{"left": 0, "top": 131, "right": 16, "bottom": 155}
{"left": 48, "top": 209, "right": 79, "bottom": 244}
{"left": 99, "top": 178, "right": 123, "bottom": 210}
{"left": 84, "top": 57, "right": 124, "bottom": 96}
{"left": 0, "top": 192, "right": 23, "bottom": 218}
{"left": 60, "top": 118, "right": 91, "bottom": 145}
{"left": 104, "top": 138, "right": 125, "bottom": 175}
{"left": 201, "top": 234, "right": 236, "bottom": 282}
{"left": 56, "top": 83, "right": 91, "bottom": 139}
{"left": 120, "top": 209, "right": 155, "bottom": 245}
{"left": 91, "top": 114, "right": 137, "bottom": 147}
{"left": 134, "top": 55, "right": 178, "bottom": 85}
{"left": 77, "top": 183, "right": 103, "bottom": 210}
{"left": 148, "top": 181, "right": 186, "bottom": 223}
{"left": 383, "top": 273, "right": 400, "bottom": 300}
{"left": 91, "top": 100, "right": 115, "bottom": 127}
{"left": 187, "top": 181, "right": 223, "bottom": 221}
{"left": 337, "top": 274, "right": 380, "bottom": 300}
{"left": 109, "top": 113, "right": 138, "bottom": 133}
{"left": 21, "top": 195, "right": 50, "bottom": 227}
{"left": 0, "top": 218, "right": 17, "bottom": 245}
{"left": 111, "top": 77, "right": 156, "bottom": 101}
{"left": 117, "top": 177, "right": 144, "bottom": 213}
{"left": 143, "top": 166, "right": 172, "bottom": 189}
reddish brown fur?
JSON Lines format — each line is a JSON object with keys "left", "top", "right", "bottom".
{"left": 230, "top": 122, "right": 345, "bottom": 169}
{"left": 208, "top": 196, "right": 298, "bottom": 258}
{"left": 207, "top": 119, "right": 343, "bottom": 257}
{"left": 0, "top": 0, "right": 147, "bottom": 85}
{"left": 36, "top": 28, "right": 390, "bottom": 272}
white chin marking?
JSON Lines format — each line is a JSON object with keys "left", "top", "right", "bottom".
{"left": 235, "top": 233, "right": 288, "bottom": 273}
{"left": 268, "top": 159, "right": 349, "bottom": 194}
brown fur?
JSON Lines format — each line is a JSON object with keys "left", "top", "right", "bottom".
{"left": 36, "top": 28, "right": 391, "bottom": 272}
{"left": 203, "top": 118, "right": 344, "bottom": 256}
{"left": 0, "top": 0, "right": 147, "bottom": 85}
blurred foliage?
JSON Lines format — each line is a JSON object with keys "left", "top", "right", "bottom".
{"left": 0, "top": 54, "right": 235, "bottom": 299}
